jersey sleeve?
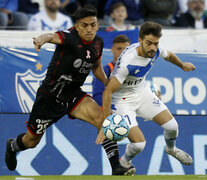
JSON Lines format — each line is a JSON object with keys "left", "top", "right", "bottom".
{"left": 56, "top": 28, "right": 74, "bottom": 45}
{"left": 158, "top": 44, "right": 168, "bottom": 59}
{"left": 112, "top": 64, "right": 129, "bottom": 84}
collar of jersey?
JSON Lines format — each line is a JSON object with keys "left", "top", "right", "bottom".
{"left": 81, "top": 38, "right": 93, "bottom": 44}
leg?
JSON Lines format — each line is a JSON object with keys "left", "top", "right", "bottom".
{"left": 153, "top": 110, "right": 193, "bottom": 165}
{"left": 101, "top": 137, "right": 136, "bottom": 175}
{"left": 5, "top": 130, "right": 43, "bottom": 171}
{"left": 70, "top": 96, "right": 104, "bottom": 130}
{"left": 120, "top": 126, "right": 146, "bottom": 168}
{"left": 5, "top": 91, "right": 59, "bottom": 171}
{"left": 111, "top": 106, "right": 142, "bottom": 175}
{"left": 22, "top": 130, "right": 43, "bottom": 148}
{"left": 153, "top": 109, "right": 177, "bottom": 149}
{"left": 70, "top": 96, "right": 134, "bottom": 175}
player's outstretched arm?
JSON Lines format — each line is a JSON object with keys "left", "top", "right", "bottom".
{"left": 102, "top": 77, "right": 121, "bottom": 119}
{"left": 33, "top": 33, "right": 61, "bottom": 52}
{"left": 164, "top": 51, "right": 196, "bottom": 72}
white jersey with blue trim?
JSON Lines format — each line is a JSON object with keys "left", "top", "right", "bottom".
{"left": 111, "top": 42, "right": 168, "bottom": 98}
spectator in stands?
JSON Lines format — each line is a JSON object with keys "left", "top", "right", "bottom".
{"left": 104, "top": 0, "right": 144, "bottom": 25}
{"left": 105, "top": 2, "right": 136, "bottom": 31}
{"left": 142, "top": 0, "right": 177, "bottom": 26}
{"left": 175, "top": 0, "right": 207, "bottom": 29}
{"left": 27, "top": 0, "right": 73, "bottom": 31}
{"left": 178, "top": 0, "right": 207, "bottom": 13}
{"left": 18, "top": 0, "right": 39, "bottom": 18}
{"left": 92, "top": 35, "right": 131, "bottom": 107}
{"left": 0, "top": 0, "right": 29, "bottom": 30}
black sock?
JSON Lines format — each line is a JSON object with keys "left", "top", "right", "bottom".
{"left": 11, "top": 133, "right": 28, "bottom": 152}
{"left": 102, "top": 139, "right": 120, "bottom": 169}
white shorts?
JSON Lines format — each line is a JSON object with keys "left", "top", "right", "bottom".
{"left": 111, "top": 85, "right": 167, "bottom": 128}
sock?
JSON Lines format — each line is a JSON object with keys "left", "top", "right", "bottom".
{"left": 161, "top": 118, "right": 178, "bottom": 149}
{"left": 165, "top": 137, "right": 177, "bottom": 149}
{"left": 122, "top": 142, "right": 146, "bottom": 162}
{"left": 11, "top": 133, "right": 28, "bottom": 152}
{"left": 102, "top": 139, "right": 120, "bottom": 169}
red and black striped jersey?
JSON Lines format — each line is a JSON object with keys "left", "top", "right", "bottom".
{"left": 40, "top": 27, "right": 103, "bottom": 101}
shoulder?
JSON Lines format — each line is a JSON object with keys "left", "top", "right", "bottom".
{"left": 62, "top": 27, "right": 76, "bottom": 36}
{"left": 93, "top": 36, "right": 104, "bottom": 48}
{"left": 117, "top": 44, "right": 139, "bottom": 67}
{"left": 121, "top": 43, "right": 139, "bottom": 58}
{"left": 94, "top": 35, "right": 103, "bottom": 43}
{"left": 176, "top": 12, "right": 194, "bottom": 24}
{"left": 56, "top": 27, "right": 76, "bottom": 43}
{"left": 29, "top": 12, "right": 42, "bottom": 21}
{"left": 178, "top": 13, "right": 190, "bottom": 20}
{"left": 57, "top": 26, "right": 75, "bottom": 34}
{"left": 158, "top": 43, "right": 165, "bottom": 51}
{"left": 57, "top": 12, "right": 72, "bottom": 21}
{"left": 68, "top": 26, "right": 76, "bottom": 33}
{"left": 158, "top": 44, "right": 168, "bottom": 58}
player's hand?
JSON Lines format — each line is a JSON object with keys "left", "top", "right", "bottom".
{"left": 33, "top": 37, "right": 43, "bottom": 52}
{"left": 95, "top": 129, "right": 105, "bottom": 144}
{"left": 182, "top": 62, "right": 196, "bottom": 72}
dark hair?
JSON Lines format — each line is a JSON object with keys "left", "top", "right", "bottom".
{"left": 139, "top": 21, "right": 162, "bottom": 39}
{"left": 111, "top": 2, "right": 126, "bottom": 13}
{"left": 113, "top": 35, "right": 131, "bottom": 44}
{"left": 74, "top": 5, "right": 97, "bottom": 22}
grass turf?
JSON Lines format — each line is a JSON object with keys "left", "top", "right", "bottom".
{"left": 0, "top": 175, "right": 206, "bottom": 180}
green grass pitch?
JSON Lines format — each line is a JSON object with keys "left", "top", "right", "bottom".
{"left": 0, "top": 175, "right": 206, "bottom": 180}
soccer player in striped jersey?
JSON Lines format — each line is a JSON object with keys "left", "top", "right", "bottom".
{"left": 5, "top": 6, "right": 134, "bottom": 176}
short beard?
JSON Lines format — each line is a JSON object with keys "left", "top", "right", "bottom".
{"left": 141, "top": 44, "right": 148, "bottom": 58}
{"left": 142, "top": 44, "right": 155, "bottom": 58}
{"left": 190, "top": 10, "right": 203, "bottom": 19}
{"left": 47, "top": 6, "right": 58, "bottom": 13}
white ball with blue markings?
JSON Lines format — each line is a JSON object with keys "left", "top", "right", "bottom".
{"left": 102, "top": 114, "right": 129, "bottom": 142}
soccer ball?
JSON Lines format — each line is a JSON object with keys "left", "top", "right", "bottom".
{"left": 102, "top": 114, "right": 129, "bottom": 142}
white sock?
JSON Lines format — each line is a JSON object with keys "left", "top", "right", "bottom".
{"left": 122, "top": 142, "right": 146, "bottom": 162}
{"left": 161, "top": 118, "right": 178, "bottom": 149}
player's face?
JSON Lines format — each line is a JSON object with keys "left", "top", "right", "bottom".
{"left": 75, "top": 16, "right": 99, "bottom": 42}
{"left": 139, "top": 34, "right": 159, "bottom": 58}
{"left": 111, "top": 42, "right": 130, "bottom": 61}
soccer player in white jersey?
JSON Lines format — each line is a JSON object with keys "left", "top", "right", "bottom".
{"left": 100, "top": 21, "right": 195, "bottom": 170}
{"left": 28, "top": 0, "right": 73, "bottom": 31}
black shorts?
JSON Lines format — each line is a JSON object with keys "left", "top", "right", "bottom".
{"left": 26, "top": 88, "right": 89, "bottom": 136}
